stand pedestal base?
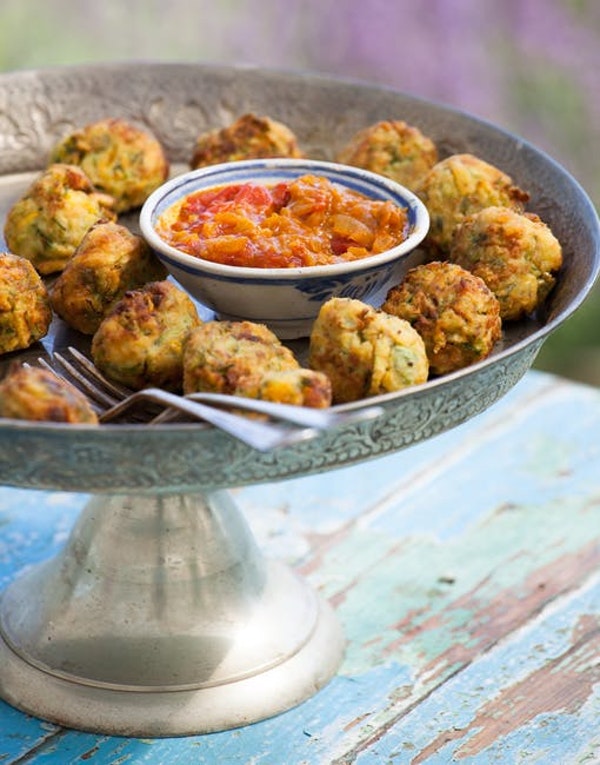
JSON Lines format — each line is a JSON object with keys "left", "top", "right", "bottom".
{"left": 0, "top": 491, "right": 344, "bottom": 736}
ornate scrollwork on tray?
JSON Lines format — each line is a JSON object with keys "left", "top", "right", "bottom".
{"left": 0, "top": 63, "right": 596, "bottom": 494}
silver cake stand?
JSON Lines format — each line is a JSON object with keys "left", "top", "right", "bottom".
{"left": 0, "top": 63, "right": 598, "bottom": 737}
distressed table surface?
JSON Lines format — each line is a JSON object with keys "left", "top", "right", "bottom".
{"left": 0, "top": 370, "right": 599, "bottom": 764}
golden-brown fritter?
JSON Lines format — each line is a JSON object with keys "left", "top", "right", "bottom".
{"left": 91, "top": 280, "right": 201, "bottom": 391}
{"left": 238, "top": 368, "right": 332, "bottom": 408}
{"left": 0, "top": 364, "right": 98, "bottom": 424}
{"left": 49, "top": 118, "right": 169, "bottom": 212}
{"left": 0, "top": 252, "right": 52, "bottom": 354}
{"left": 449, "top": 205, "right": 563, "bottom": 321}
{"left": 3, "top": 163, "right": 117, "bottom": 275}
{"left": 183, "top": 320, "right": 300, "bottom": 396}
{"left": 382, "top": 261, "right": 502, "bottom": 375}
{"left": 335, "top": 120, "right": 438, "bottom": 190}
{"left": 51, "top": 222, "right": 168, "bottom": 335}
{"left": 190, "top": 113, "right": 303, "bottom": 169}
{"left": 416, "top": 153, "right": 529, "bottom": 255}
{"left": 308, "top": 297, "right": 429, "bottom": 403}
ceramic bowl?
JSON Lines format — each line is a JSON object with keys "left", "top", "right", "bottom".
{"left": 139, "top": 158, "right": 430, "bottom": 338}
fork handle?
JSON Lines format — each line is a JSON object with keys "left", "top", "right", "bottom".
{"left": 185, "top": 392, "right": 384, "bottom": 429}
{"left": 100, "top": 389, "right": 318, "bottom": 452}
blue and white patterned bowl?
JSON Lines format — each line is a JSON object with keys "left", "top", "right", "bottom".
{"left": 139, "top": 158, "right": 430, "bottom": 338}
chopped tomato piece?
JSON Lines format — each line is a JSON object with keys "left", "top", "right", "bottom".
{"left": 156, "top": 175, "right": 408, "bottom": 268}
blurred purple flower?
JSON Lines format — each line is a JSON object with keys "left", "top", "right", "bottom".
{"left": 305, "top": 0, "right": 503, "bottom": 120}
{"left": 508, "top": 0, "right": 600, "bottom": 121}
{"left": 228, "top": 0, "right": 600, "bottom": 200}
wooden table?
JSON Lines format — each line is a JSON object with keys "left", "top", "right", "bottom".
{"left": 1, "top": 370, "right": 599, "bottom": 764}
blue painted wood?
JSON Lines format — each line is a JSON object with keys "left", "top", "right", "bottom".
{"left": 351, "top": 574, "right": 600, "bottom": 764}
{"left": 1, "top": 371, "right": 599, "bottom": 764}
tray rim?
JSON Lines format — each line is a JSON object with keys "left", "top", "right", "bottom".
{"left": 0, "top": 60, "right": 598, "bottom": 442}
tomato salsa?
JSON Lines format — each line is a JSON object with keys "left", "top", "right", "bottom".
{"left": 155, "top": 174, "right": 410, "bottom": 268}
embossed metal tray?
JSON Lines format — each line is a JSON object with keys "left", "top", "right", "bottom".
{"left": 0, "top": 62, "right": 598, "bottom": 493}
{"left": 0, "top": 62, "right": 599, "bottom": 739}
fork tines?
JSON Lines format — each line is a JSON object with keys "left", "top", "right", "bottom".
{"left": 38, "top": 348, "right": 161, "bottom": 422}
{"left": 35, "top": 346, "right": 384, "bottom": 448}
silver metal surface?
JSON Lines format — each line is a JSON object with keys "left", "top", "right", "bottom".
{"left": 0, "top": 491, "right": 344, "bottom": 735}
{"left": 42, "top": 346, "right": 384, "bottom": 437}
{"left": 0, "top": 62, "right": 598, "bottom": 736}
{"left": 0, "top": 63, "right": 597, "bottom": 492}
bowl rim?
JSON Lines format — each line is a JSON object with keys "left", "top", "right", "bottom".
{"left": 139, "top": 157, "right": 430, "bottom": 280}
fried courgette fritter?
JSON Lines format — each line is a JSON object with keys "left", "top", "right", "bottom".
{"left": 183, "top": 320, "right": 300, "bottom": 396}
{"left": 237, "top": 368, "right": 332, "bottom": 408}
{"left": 382, "top": 261, "right": 502, "bottom": 375}
{"left": 0, "top": 364, "right": 98, "bottom": 424}
{"left": 416, "top": 153, "right": 529, "bottom": 255}
{"left": 336, "top": 119, "right": 438, "bottom": 190}
{"left": 449, "top": 205, "right": 563, "bottom": 321}
{"left": 3, "top": 163, "right": 117, "bottom": 275}
{"left": 190, "top": 113, "right": 303, "bottom": 169}
{"left": 51, "top": 222, "right": 168, "bottom": 335}
{"left": 91, "top": 280, "right": 201, "bottom": 391}
{"left": 308, "top": 297, "right": 429, "bottom": 403}
{"left": 0, "top": 252, "right": 52, "bottom": 354}
{"left": 49, "top": 118, "right": 169, "bottom": 212}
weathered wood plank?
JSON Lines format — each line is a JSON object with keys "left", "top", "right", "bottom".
{"left": 0, "top": 490, "right": 86, "bottom": 587}
{"left": 0, "top": 372, "right": 598, "bottom": 763}
{"left": 345, "top": 573, "right": 600, "bottom": 764}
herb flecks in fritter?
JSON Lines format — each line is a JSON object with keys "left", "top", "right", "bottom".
{"left": 416, "top": 153, "right": 529, "bottom": 255}
{"left": 0, "top": 252, "right": 52, "bottom": 354}
{"left": 91, "top": 280, "right": 201, "bottom": 391}
{"left": 183, "top": 320, "right": 300, "bottom": 396}
{"left": 0, "top": 364, "right": 98, "bottom": 424}
{"left": 3, "top": 163, "right": 117, "bottom": 275}
{"left": 449, "top": 205, "right": 563, "bottom": 321}
{"left": 51, "top": 222, "right": 168, "bottom": 335}
{"left": 236, "top": 368, "right": 332, "bottom": 408}
{"left": 308, "top": 297, "right": 428, "bottom": 403}
{"left": 382, "top": 260, "right": 502, "bottom": 375}
{"left": 336, "top": 120, "right": 438, "bottom": 190}
{"left": 49, "top": 118, "right": 169, "bottom": 213}
{"left": 190, "top": 113, "right": 303, "bottom": 169}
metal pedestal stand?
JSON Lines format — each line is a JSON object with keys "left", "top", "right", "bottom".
{"left": 0, "top": 490, "right": 344, "bottom": 736}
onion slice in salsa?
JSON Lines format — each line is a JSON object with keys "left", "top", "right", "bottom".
{"left": 155, "top": 174, "right": 409, "bottom": 268}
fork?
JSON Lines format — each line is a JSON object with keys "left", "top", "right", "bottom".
{"left": 38, "top": 347, "right": 383, "bottom": 452}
